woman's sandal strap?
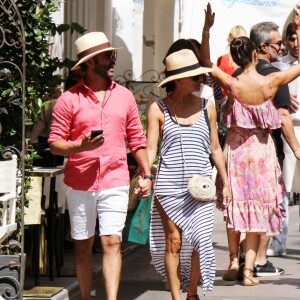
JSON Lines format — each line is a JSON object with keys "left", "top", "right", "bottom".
{"left": 243, "top": 268, "right": 259, "bottom": 286}
{"left": 244, "top": 268, "right": 253, "bottom": 272}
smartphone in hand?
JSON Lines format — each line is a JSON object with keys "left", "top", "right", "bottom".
{"left": 91, "top": 130, "right": 103, "bottom": 139}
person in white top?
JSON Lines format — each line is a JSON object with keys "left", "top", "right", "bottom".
{"left": 268, "top": 21, "right": 300, "bottom": 257}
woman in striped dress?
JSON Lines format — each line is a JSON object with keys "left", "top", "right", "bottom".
{"left": 147, "top": 49, "right": 231, "bottom": 300}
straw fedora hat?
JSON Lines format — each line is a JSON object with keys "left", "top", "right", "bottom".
{"left": 158, "top": 49, "right": 213, "bottom": 87}
{"left": 71, "top": 32, "right": 122, "bottom": 70}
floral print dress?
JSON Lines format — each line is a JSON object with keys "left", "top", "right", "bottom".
{"left": 217, "top": 94, "right": 285, "bottom": 236}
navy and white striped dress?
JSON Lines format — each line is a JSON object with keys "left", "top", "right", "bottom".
{"left": 150, "top": 99, "right": 215, "bottom": 294}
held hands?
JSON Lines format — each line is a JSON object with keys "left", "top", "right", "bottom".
{"left": 135, "top": 175, "right": 152, "bottom": 198}
{"left": 203, "top": 2, "right": 215, "bottom": 31}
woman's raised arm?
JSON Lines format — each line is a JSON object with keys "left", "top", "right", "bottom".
{"left": 200, "top": 3, "right": 232, "bottom": 96}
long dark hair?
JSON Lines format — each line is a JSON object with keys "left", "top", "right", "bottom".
{"left": 230, "top": 36, "right": 256, "bottom": 68}
{"left": 163, "top": 39, "right": 201, "bottom": 93}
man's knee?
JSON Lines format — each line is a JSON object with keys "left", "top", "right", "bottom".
{"left": 101, "top": 235, "right": 121, "bottom": 252}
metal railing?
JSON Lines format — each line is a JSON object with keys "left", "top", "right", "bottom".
{"left": 0, "top": 1, "right": 26, "bottom": 299}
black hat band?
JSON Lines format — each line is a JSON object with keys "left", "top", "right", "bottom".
{"left": 166, "top": 63, "right": 200, "bottom": 77}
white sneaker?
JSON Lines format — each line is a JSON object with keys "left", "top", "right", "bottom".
{"left": 267, "top": 239, "right": 287, "bottom": 257}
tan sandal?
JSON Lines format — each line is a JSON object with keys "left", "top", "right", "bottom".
{"left": 243, "top": 268, "right": 259, "bottom": 286}
{"left": 186, "top": 295, "right": 200, "bottom": 300}
{"left": 223, "top": 258, "right": 239, "bottom": 281}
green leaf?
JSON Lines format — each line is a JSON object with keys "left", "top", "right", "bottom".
{"left": 71, "top": 22, "right": 86, "bottom": 34}
{"left": 33, "top": 28, "right": 42, "bottom": 35}
{"left": 56, "top": 24, "right": 71, "bottom": 34}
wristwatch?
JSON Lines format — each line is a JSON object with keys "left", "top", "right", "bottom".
{"left": 143, "top": 174, "right": 155, "bottom": 181}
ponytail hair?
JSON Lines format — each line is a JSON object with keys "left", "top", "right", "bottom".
{"left": 230, "top": 36, "right": 256, "bottom": 68}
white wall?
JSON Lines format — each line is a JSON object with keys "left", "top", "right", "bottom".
{"left": 142, "top": 0, "right": 175, "bottom": 81}
{"left": 142, "top": 0, "right": 155, "bottom": 80}
{"left": 105, "top": 0, "right": 144, "bottom": 80}
{"left": 153, "top": 0, "right": 175, "bottom": 75}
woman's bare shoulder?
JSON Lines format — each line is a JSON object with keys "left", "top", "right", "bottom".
{"left": 148, "top": 99, "right": 164, "bottom": 117}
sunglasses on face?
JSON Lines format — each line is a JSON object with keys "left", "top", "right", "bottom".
{"left": 104, "top": 51, "right": 117, "bottom": 60}
{"left": 192, "top": 75, "right": 204, "bottom": 82}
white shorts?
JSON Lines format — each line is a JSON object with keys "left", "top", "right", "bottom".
{"left": 66, "top": 185, "right": 129, "bottom": 240}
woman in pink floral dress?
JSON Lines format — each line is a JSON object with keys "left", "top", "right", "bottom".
{"left": 200, "top": 3, "right": 300, "bottom": 286}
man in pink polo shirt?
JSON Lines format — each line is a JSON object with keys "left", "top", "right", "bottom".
{"left": 49, "top": 32, "right": 152, "bottom": 300}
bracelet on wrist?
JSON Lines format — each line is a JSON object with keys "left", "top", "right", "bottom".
{"left": 202, "top": 31, "right": 210, "bottom": 38}
{"left": 143, "top": 174, "right": 154, "bottom": 181}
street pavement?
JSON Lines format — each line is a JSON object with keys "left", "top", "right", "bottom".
{"left": 24, "top": 204, "right": 300, "bottom": 299}
{"left": 76, "top": 204, "right": 300, "bottom": 300}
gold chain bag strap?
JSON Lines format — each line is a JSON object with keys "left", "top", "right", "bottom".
{"left": 168, "top": 98, "right": 216, "bottom": 202}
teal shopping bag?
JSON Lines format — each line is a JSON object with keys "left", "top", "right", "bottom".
{"left": 123, "top": 191, "right": 153, "bottom": 245}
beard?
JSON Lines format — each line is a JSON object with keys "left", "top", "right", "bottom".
{"left": 93, "top": 60, "right": 115, "bottom": 79}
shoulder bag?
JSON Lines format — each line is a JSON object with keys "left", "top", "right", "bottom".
{"left": 168, "top": 98, "right": 216, "bottom": 202}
